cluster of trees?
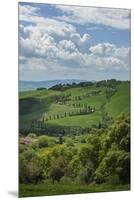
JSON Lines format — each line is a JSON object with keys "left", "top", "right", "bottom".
{"left": 36, "top": 107, "right": 95, "bottom": 123}
{"left": 105, "top": 88, "right": 117, "bottom": 99}
{"left": 49, "top": 79, "right": 123, "bottom": 91}
{"left": 20, "top": 123, "right": 92, "bottom": 136}
{"left": 73, "top": 91, "right": 101, "bottom": 101}
{"left": 55, "top": 91, "right": 102, "bottom": 106}
{"left": 49, "top": 81, "right": 94, "bottom": 91}
{"left": 37, "top": 87, "right": 47, "bottom": 90}
{"left": 96, "top": 79, "right": 121, "bottom": 88}
{"left": 47, "top": 109, "right": 94, "bottom": 121}
{"left": 56, "top": 94, "right": 71, "bottom": 104}
{"left": 19, "top": 112, "right": 130, "bottom": 186}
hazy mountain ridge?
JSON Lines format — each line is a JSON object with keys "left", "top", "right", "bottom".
{"left": 19, "top": 79, "right": 88, "bottom": 91}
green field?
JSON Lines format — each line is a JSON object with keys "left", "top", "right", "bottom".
{"left": 19, "top": 81, "right": 130, "bottom": 132}
{"left": 19, "top": 182, "right": 130, "bottom": 197}
{"left": 47, "top": 112, "right": 102, "bottom": 128}
{"left": 105, "top": 83, "right": 130, "bottom": 118}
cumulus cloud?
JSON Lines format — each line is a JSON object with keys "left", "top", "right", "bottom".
{"left": 19, "top": 4, "right": 76, "bottom": 38}
{"left": 55, "top": 5, "right": 130, "bottom": 30}
{"left": 19, "top": 4, "right": 130, "bottom": 80}
{"left": 88, "top": 43, "right": 130, "bottom": 70}
{"left": 89, "top": 43, "right": 116, "bottom": 56}
{"left": 19, "top": 4, "right": 92, "bottom": 70}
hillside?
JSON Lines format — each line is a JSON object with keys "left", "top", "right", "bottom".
{"left": 105, "top": 82, "right": 130, "bottom": 118}
{"left": 19, "top": 79, "right": 84, "bottom": 91}
{"left": 19, "top": 80, "right": 130, "bottom": 135}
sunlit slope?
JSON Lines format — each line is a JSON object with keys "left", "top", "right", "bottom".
{"left": 47, "top": 112, "right": 102, "bottom": 128}
{"left": 105, "top": 82, "right": 130, "bottom": 118}
{"left": 19, "top": 82, "right": 130, "bottom": 131}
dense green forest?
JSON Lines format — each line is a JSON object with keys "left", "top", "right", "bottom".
{"left": 19, "top": 80, "right": 130, "bottom": 197}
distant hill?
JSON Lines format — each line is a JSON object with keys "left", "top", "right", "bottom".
{"left": 19, "top": 79, "right": 85, "bottom": 91}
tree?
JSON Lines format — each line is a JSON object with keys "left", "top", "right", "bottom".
{"left": 26, "top": 155, "right": 44, "bottom": 184}
{"left": 66, "top": 138, "right": 74, "bottom": 147}
{"left": 19, "top": 149, "right": 44, "bottom": 184}
{"left": 98, "top": 122, "right": 102, "bottom": 129}
{"left": 49, "top": 165, "right": 64, "bottom": 183}
{"left": 59, "top": 135, "right": 63, "bottom": 144}
{"left": 37, "top": 87, "right": 47, "bottom": 90}
{"left": 57, "top": 114, "right": 59, "bottom": 119}
{"left": 87, "top": 131, "right": 102, "bottom": 167}
{"left": 28, "top": 133, "right": 36, "bottom": 138}
{"left": 38, "top": 136, "right": 48, "bottom": 148}
{"left": 67, "top": 156, "right": 81, "bottom": 179}
{"left": 108, "top": 113, "right": 130, "bottom": 150}
{"left": 94, "top": 146, "right": 130, "bottom": 184}
{"left": 49, "top": 157, "right": 66, "bottom": 183}
{"left": 75, "top": 96, "right": 77, "bottom": 101}
{"left": 79, "top": 160, "right": 94, "bottom": 184}
{"left": 94, "top": 113, "right": 130, "bottom": 184}
{"left": 79, "top": 145, "right": 94, "bottom": 167}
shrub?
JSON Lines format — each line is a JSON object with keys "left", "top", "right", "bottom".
{"left": 66, "top": 138, "right": 74, "bottom": 147}
{"left": 81, "top": 138, "right": 86, "bottom": 143}
{"left": 30, "top": 141, "right": 39, "bottom": 150}
{"left": 79, "top": 166, "right": 94, "bottom": 184}
{"left": 28, "top": 133, "right": 37, "bottom": 138}
{"left": 19, "top": 150, "right": 44, "bottom": 184}
{"left": 19, "top": 144, "right": 27, "bottom": 153}
{"left": 38, "top": 136, "right": 49, "bottom": 148}
{"left": 49, "top": 157, "right": 66, "bottom": 183}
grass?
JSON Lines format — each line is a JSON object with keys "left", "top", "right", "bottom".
{"left": 48, "top": 103, "right": 78, "bottom": 115}
{"left": 19, "top": 89, "right": 60, "bottom": 99}
{"left": 105, "top": 82, "right": 130, "bottom": 118}
{"left": 47, "top": 112, "right": 102, "bottom": 128}
{"left": 19, "top": 82, "right": 130, "bottom": 131}
{"left": 66, "top": 87, "right": 107, "bottom": 109}
{"left": 77, "top": 95, "right": 106, "bottom": 109}
{"left": 19, "top": 182, "right": 130, "bottom": 197}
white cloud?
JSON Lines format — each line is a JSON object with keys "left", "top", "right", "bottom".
{"left": 71, "top": 33, "right": 91, "bottom": 52}
{"left": 23, "top": 19, "right": 76, "bottom": 40}
{"left": 19, "top": 4, "right": 76, "bottom": 38}
{"left": 19, "top": 4, "right": 40, "bottom": 16}
{"left": 89, "top": 43, "right": 115, "bottom": 56}
{"left": 88, "top": 43, "right": 130, "bottom": 70}
{"left": 19, "top": 4, "right": 44, "bottom": 23}
{"left": 55, "top": 6, "right": 130, "bottom": 30}
{"left": 58, "top": 40, "right": 78, "bottom": 53}
{"left": 19, "top": 4, "right": 92, "bottom": 70}
{"left": 19, "top": 4, "right": 130, "bottom": 80}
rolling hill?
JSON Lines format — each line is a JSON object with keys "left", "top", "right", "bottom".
{"left": 19, "top": 80, "right": 130, "bottom": 135}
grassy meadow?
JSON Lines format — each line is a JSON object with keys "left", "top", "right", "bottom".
{"left": 19, "top": 182, "right": 130, "bottom": 197}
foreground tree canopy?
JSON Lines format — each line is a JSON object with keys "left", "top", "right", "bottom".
{"left": 19, "top": 112, "right": 130, "bottom": 185}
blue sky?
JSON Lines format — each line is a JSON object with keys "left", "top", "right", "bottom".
{"left": 19, "top": 2, "right": 130, "bottom": 81}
